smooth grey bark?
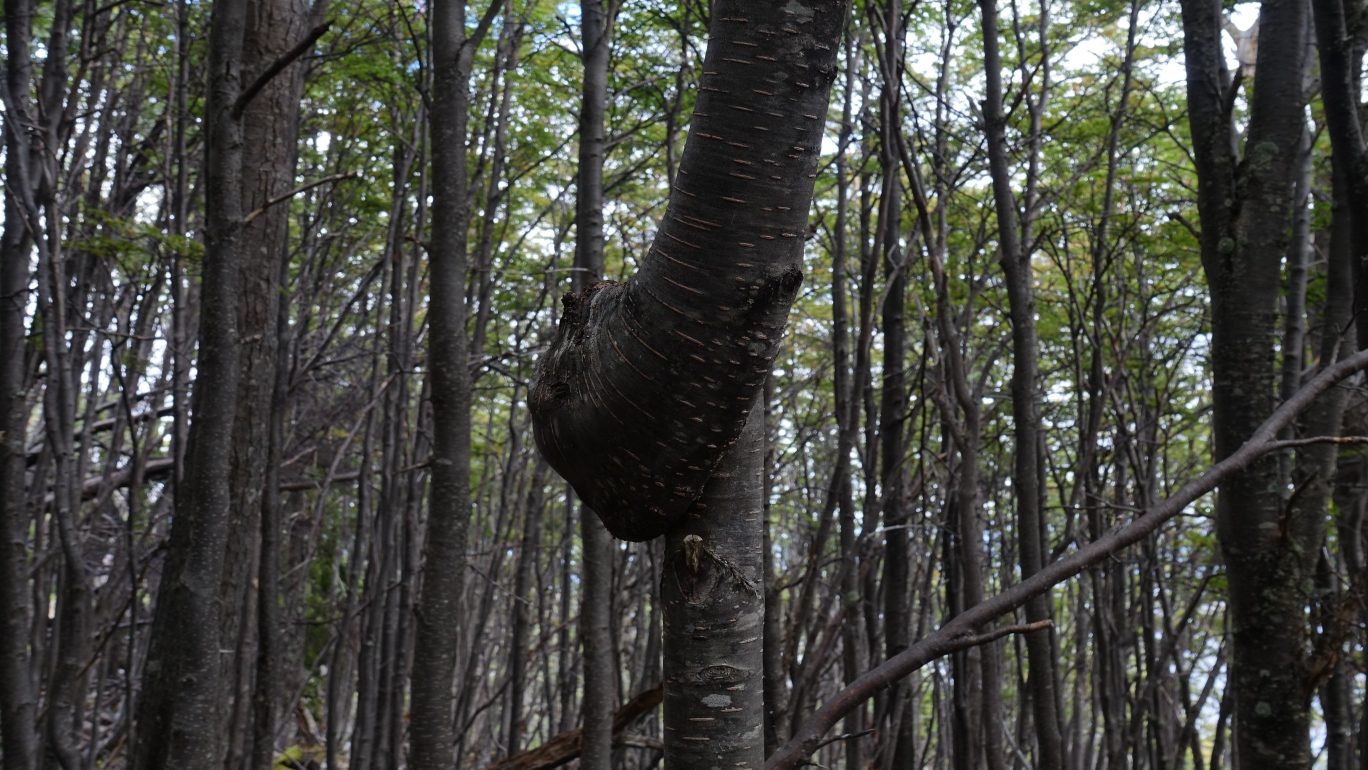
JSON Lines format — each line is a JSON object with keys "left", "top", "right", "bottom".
{"left": 507, "top": 461, "right": 550, "bottom": 755}
{"left": 580, "top": 502, "right": 616, "bottom": 770}
{"left": 132, "top": 0, "right": 248, "bottom": 764}
{"left": 408, "top": 0, "right": 498, "bottom": 765}
{"left": 575, "top": 0, "right": 616, "bottom": 766}
{"left": 661, "top": 410, "right": 765, "bottom": 770}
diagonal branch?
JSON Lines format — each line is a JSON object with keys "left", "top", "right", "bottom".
{"left": 231, "top": 21, "right": 332, "bottom": 119}
{"left": 766, "top": 346, "right": 1368, "bottom": 770}
{"left": 242, "top": 171, "right": 356, "bottom": 224}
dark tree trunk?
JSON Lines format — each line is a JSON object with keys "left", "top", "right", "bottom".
{"left": 408, "top": 0, "right": 496, "bottom": 765}
{"left": 0, "top": 0, "right": 40, "bottom": 763}
{"left": 223, "top": 0, "right": 311, "bottom": 760}
{"left": 251, "top": 224, "right": 296, "bottom": 770}
{"left": 1312, "top": 0, "right": 1368, "bottom": 348}
{"left": 833, "top": 15, "right": 863, "bottom": 770}
{"left": 507, "top": 461, "right": 550, "bottom": 755}
{"left": 575, "top": 0, "right": 616, "bottom": 766}
{"left": 530, "top": 1, "right": 842, "bottom": 543}
{"left": 1178, "top": 0, "right": 1314, "bottom": 765}
{"left": 978, "top": 0, "right": 1063, "bottom": 764}
{"left": 660, "top": 411, "right": 765, "bottom": 770}
{"left": 132, "top": 0, "right": 249, "bottom": 764}
{"left": 530, "top": 0, "right": 845, "bottom": 766}
{"left": 875, "top": 0, "right": 913, "bottom": 761}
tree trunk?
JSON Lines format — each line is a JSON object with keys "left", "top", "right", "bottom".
{"left": 252, "top": 219, "right": 296, "bottom": 770}
{"left": 575, "top": 0, "right": 616, "bottom": 765}
{"left": 132, "top": 0, "right": 248, "bottom": 764}
{"left": 224, "top": 0, "right": 311, "bottom": 760}
{"left": 507, "top": 461, "right": 550, "bottom": 755}
{"left": 1312, "top": 0, "right": 1368, "bottom": 349}
{"left": 660, "top": 411, "right": 765, "bottom": 770}
{"left": 875, "top": 0, "right": 914, "bottom": 762}
{"left": 408, "top": 0, "right": 496, "bottom": 764}
{"left": 530, "top": 1, "right": 845, "bottom": 767}
{"left": 978, "top": 0, "right": 1063, "bottom": 764}
{"left": 1178, "top": 0, "right": 1314, "bottom": 765}
{"left": 0, "top": 0, "right": 40, "bottom": 762}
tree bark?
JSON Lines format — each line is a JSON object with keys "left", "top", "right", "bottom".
{"left": 575, "top": 0, "right": 616, "bottom": 766}
{"left": 408, "top": 0, "right": 497, "bottom": 765}
{"left": 875, "top": 0, "right": 914, "bottom": 761}
{"left": 1179, "top": 0, "right": 1315, "bottom": 765}
{"left": 978, "top": 0, "right": 1063, "bottom": 764}
{"left": 132, "top": 0, "right": 249, "bottom": 765}
{"left": 1312, "top": 0, "right": 1368, "bottom": 349}
{"left": 530, "top": 1, "right": 845, "bottom": 767}
{"left": 529, "top": 0, "right": 844, "bottom": 544}
{"left": 660, "top": 411, "right": 765, "bottom": 770}
{"left": 507, "top": 461, "right": 549, "bottom": 755}
{"left": 252, "top": 217, "right": 296, "bottom": 770}
{"left": 0, "top": 0, "right": 39, "bottom": 763}
{"left": 224, "top": 0, "right": 312, "bottom": 760}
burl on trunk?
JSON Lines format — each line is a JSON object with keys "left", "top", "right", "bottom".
{"left": 530, "top": 1, "right": 844, "bottom": 768}
{"left": 530, "top": 0, "right": 843, "bottom": 541}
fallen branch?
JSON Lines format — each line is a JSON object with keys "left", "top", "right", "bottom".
{"left": 766, "top": 347, "right": 1368, "bottom": 770}
{"left": 480, "top": 686, "right": 662, "bottom": 770}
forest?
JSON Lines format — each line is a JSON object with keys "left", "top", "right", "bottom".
{"left": 2, "top": 0, "right": 1366, "bottom": 765}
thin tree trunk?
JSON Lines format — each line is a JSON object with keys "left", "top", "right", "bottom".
{"left": 762, "top": 374, "right": 785, "bottom": 757}
{"left": 132, "top": 0, "right": 248, "bottom": 763}
{"left": 251, "top": 223, "right": 295, "bottom": 770}
{"left": 978, "top": 0, "right": 1063, "bottom": 764}
{"left": 408, "top": 0, "right": 498, "bottom": 764}
{"left": 507, "top": 461, "right": 550, "bottom": 755}
{"left": 575, "top": 0, "right": 615, "bottom": 765}
{"left": 224, "top": 0, "right": 312, "bottom": 756}
{"left": 1312, "top": 0, "right": 1368, "bottom": 348}
{"left": 0, "top": 0, "right": 40, "bottom": 761}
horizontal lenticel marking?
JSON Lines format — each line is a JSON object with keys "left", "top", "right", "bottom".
{"left": 663, "top": 276, "right": 703, "bottom": 294}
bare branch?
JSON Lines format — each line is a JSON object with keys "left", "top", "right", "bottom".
{"left": 766, "top": 347, "right": 1368, "bottom": 770}
{"left": 242, "top": 171, "right": 356, "bottom": 224}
